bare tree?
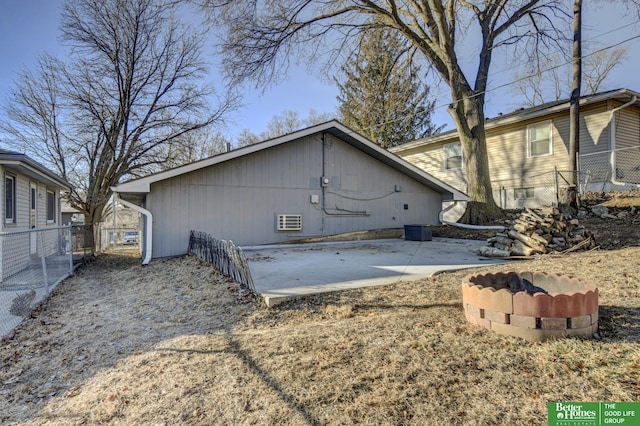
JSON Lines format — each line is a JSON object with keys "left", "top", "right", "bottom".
{"left": 1, "top": 0, "right": 239, "bottom": 236}
{"left": 236, "top": 129, "right": 262, "bottom": 147}
{"left": 205, "top": 0, "right": 570, "bottom": 224}
{"left": 514, "top": 46, "right": 628, "bottom": 107}
{"left": 513, "top": 52, "right": 565, "bottom": 106}
{"left": 235, "top": 108, "right": 334, "bottom": 146}
{"left": 582, "top": 47, "right": 627, "bottom": 95}
{"left": 158, "top": 129, "right": 233, "bottom": 169}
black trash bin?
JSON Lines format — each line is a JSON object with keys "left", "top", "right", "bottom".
{"left": 404, "top": 225, "right": 432, "bottom": 241}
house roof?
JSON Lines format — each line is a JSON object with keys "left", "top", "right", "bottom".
{"left": 113, "top": 120, "right": 468, "bottom": 201}
{"left": 0, "top": 149, "right": 71, "bottom": 190}
{"left": 391, "top": 88, "right": 640, "bottom": 152}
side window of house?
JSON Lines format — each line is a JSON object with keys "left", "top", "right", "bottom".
{"left": 47, "top": 190, "right": 56, "bottom": 223}
{"left": 514, "top": 187, "right": 535, "bottom": 199}
{"left": 527, "top": 121, "right": 552, "bottom": 157}
{"left": 444, "top": 142, "right": 463, "bottom": 170}
{"left": 5, "top": 175, "right": 16, "bottom": 224}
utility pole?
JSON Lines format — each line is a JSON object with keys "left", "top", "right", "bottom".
{"left": 567, "top": 0, "right": 582, "bottom": 210}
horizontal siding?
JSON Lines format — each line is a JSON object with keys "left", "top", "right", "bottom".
{"left": 397, "top": 101, "right": 615, "bottom": 193}
{"left": 613, "top": 105, "right": 640, "bottom": 183}
{"left": 579, "top": 104, "right": 611, "bottom": 155}
{"left": 485, "top": 119, "right": 568, "bottom": 189}
{"left": 615, "top": 105, "right": 640, "bottom": 149}
{"left": 1, "top": 169, "right": 61, "bottom": 232}
{"left": 396, "top": 149, "right": 467, "bottom": 193}
{"left": 0, "top": 168, "right": 64, "bottom": 279}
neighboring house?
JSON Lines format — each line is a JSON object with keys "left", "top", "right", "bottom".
{"left": 391, "top": 88, "right": 640, "bottom": 210}
{"left": 61, "top": 199, "right": 84, "bottom": 225}
{"left": 0, "top": 149, "right": 71, "bottom": 279}
{"left": 113, "top": 120, "right": 467, "bottom": 261}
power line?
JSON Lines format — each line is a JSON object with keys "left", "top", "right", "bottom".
{"left": 344, "top": 30, "right": 640, "bottom": 137}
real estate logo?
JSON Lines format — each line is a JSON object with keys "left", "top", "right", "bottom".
{"left": 551, "top": 402, "right": 597, "bottom": 425}
{"left": 548, "top": 402, "right": 639, "bottom": 426}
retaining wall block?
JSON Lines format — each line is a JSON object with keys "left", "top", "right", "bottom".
{"left": 509, "top": 314, "right": 537, "bottom": 329}
{"left": 491, "top": 323, "right": 595, "bottom": 342}
{"left": 464, "top": 311, "right": 491, "bottom": 329}
{"left": 484, "top": 310, "right": 510, "bottom": 324}
{"left": 570, "top": 314, "right": 592, "bottom": 329}
{"left": 541, "top": 317, "right": 569, "bottom": 330}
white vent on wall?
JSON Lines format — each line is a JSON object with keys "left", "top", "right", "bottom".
{"left": 277, "top": 214, "right": 302, "bottom": 231}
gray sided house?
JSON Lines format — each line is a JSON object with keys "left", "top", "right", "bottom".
{"left": 391, "top": 88, "right": 640, "bottom": 211}
{"left": 0, "top": 149, "right": 71, "bottom": 280}
{"left": 113, "top": 121, "right": 467, "bottom": 261}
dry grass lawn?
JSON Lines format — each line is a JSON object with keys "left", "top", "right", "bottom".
{"left": 1, "top": 245, "right": 639, "bottom": 425}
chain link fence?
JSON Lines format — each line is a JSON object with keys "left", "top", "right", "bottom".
{"left": 486, "top": 147, "right": 639, "bottom": 210}
{"left": 97, "top": 226, "right": 140, "bottom": 252}
{"left": 579, "top": 146, "right": 640, "bottom": 192}
{"left": 491, "top": 169, "right": 573, "bottom": 210}
{"left": 1, "top": 225, "right": 93, "bottom": 337}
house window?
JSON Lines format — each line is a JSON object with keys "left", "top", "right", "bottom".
{"left": 47, "top": 190, "right": 56, "bottom": 223}
{"left": 444, "top": 142, "right": 463, "bottom": 170}
{"left": 514, "top": 187, "right": 535, "bottom": 200}
{"left": 5, "top": 175, "right": 16, "bottom": 224}
{"left": 527, "top": 121, "right": 552, "bottom": 157}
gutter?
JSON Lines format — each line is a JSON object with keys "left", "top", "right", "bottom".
{"left": 439, "top": 202, "right": 506, "bottom": 231}
{"left": 609, "top": 95, "right": 638, "bottom": 186}
{"left": 113, "top": 192, "right": 153, "bottom": 265}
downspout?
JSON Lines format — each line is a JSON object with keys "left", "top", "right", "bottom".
{"left": 609, "top": 95, "right": 638, "bottom": 186}
{"left": 114, "top": 192, "right": 153, "bottom": 265}
{"left": 439, "top": 201, "right": 506, "bottom": 231}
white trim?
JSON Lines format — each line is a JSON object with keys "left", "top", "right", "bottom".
{"left": 46, "top": 189, "right": 56, "bottom": 224}
{"left": 114, "top": 192, "right": 153, "bottom": 265}
{"left": 114, "top": 120, "right": 468, "bottom": 201}
{"left": 4, "top": 174, "right": 16, "bottom": 224}
{"left": 391, "top": 88, "right": 640, "bottom": 152}
{"left": 526, "top": 120, "right": 553, "bottom": 158}
{"left": 443, "top": 142, "right": 463, "bottom": 170}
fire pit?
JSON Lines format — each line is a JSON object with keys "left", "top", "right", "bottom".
{"left": 462, "top": 272, "right": 598, "bottom": 342}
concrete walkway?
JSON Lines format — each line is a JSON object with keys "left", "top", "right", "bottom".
{"left": 244, "top": 238, "right": 505, "bottom": 306}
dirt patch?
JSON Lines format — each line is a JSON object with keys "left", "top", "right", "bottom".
{"left": 432, "top": 192, "right": 640, "bottom": 250}
{"left": 1, "top": 242, "right": 639, "bottom": 424}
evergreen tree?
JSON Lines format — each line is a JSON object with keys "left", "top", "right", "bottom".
{"left": 335, "top": 28, "right": 441, "bottom": 149}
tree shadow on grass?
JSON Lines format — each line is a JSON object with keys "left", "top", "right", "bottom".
{"left": 353, "top": 301, "right": 462, "bottom": 312}
{"left": 597, "top": 305, "right": 640, "bottom": 342}
{"left": 156, "top": 337, "right": 322, "bottom": 426}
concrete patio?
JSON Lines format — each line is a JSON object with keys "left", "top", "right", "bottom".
{"left": 244, "top": 237, "right": 505, "bottom": 306}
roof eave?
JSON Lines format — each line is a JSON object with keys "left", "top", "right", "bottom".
{"left": 392, "top": 88, "right": 640, "bottom": 152}
{"left": 2, "top": 159, "right": 71, "bottom": 190}
{"left": 114, "top": 120, "right": 469, "bottom": 201}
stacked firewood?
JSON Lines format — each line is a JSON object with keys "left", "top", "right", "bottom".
{"left": 479, "top": 208, "right": 596, "bottom": 258}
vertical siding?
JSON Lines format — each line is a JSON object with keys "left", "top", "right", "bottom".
{"left": 148, "top": 134, "right": 443, "bottom": 257}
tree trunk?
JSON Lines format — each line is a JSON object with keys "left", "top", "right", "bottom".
{"left": 448, "top": 90, "right": 502, "bottom": 224}
{"left": 85, "top": 202, "right": 107, "bottom": 255}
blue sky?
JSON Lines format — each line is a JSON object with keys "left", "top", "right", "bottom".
{"left": 0, "top": 1, "right": 639, "bottom": 142}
